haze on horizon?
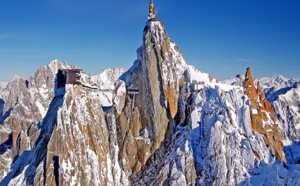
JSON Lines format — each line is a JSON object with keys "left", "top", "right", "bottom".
{"left": 0, "top": 0, "right": 299, "bottom": 82}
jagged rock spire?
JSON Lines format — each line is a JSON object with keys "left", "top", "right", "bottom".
{"left": 243, "top": 67, "right": 286, "bottom": 162}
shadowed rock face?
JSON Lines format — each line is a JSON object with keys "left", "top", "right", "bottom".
{"left": 244, "top": 67, "right": 286, "bottom": 162}
{"left": 39, "top": 86, "right": 111, "bottom": 186}
{"left": 0, "top": 61, "right": 71, "bottom": 182}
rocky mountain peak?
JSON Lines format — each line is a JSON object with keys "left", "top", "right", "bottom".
{"left": 245, "top": 67, "right": 253, "bottom": 79}
{"left": 109, "top": 18, "right": 191, "bottom": 181}
{"left": 91, "top": 68, "right": 126, "bottom": 90}
{"left": 1, "top": 75, "right": 28, "bottom": 118}
{"left": 1, "top": 3, "right": 300, "bottom": 185}
{"left": 142, "top": 20, "right": 187, "bottom": 117}
{"left": 275, "top": 75, "right": 289, "bottom": 83}
{"left": 11, "top": 75, "right": 25, "bottom": 82}
{"left": 243, "top": 67, "right": 286, "bottom": 162}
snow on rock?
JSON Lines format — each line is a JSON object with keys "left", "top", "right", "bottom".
{"left": 272, "top": 85, "right": 300, "bottom": 141}
{"left": 0, "top": 94, "right": 64, "bottom": 185}
{"left": 188, "top": 65, "right": 241, "bottom": 92}
{"left": 117, "top": 19, "right": 189, "bottom": 170}
{"left": 222, "top": 74, "right": 245, "bottom": 87}
{"left": 1, "top": 7, "right": 300, "bottom": 186}
{"left": 46, "top": 85, "right": 129, "bottom": 185}
{"left": 187, "top": 67, "right": 300, "bottom": 185}
{"left": 245, "top": 161, "right": 300, "bottom": 185}
{"left": 190, "top": 86, "right": 254, "bottom": 185}
{"left": 225, "top": 72, "right": 300, "bottom": 164}
{"left": 269, "top": 83, "right": 300, "bottom": 164}
{"left": 244, "top": 67, "right": 286, "bottom": 162}
{"left": 35, "top": 101, "right": 47, "bottom": 118}
{"left": 91, "top": 68, "right": 126, "bottom": 90}
{"left": 0, "top": 60, "right": 70, "bottom": 181}
{"left": 258, "top": 75, "right": 299, "bottom": 94}
{"left": 134, "top": 125, "right": 197, "bottom": 186}
{"left": 113, "top": 80, "right": 126, "bottom": 115}
{"left": 90, "top": 68, "right": 126, "bottom": 107}
{"left": 0, "top": 82, "right": 7, "bottom": 90}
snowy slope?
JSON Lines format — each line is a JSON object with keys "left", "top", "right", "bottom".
{"left": 135, "top": 65, "right": 299, "bottom": 185}
{"left": 91, "top": 68, "right": 126, "bottom": 90}
{"left": 0, "top": 60, "right": 126, "bottom": 183}
{"left": 0, "top": 60, "right": 71, "bottom": 181}
{"left": 186, "top": 68, "right": 297, "bottom": 185}
{"left": 222, "top": 74, "right": 245, "bottom": 87}
{"left": 254, "top": 75, "right": 300, "bottom": 164}
{"left": 224, "top": 74, "right": 300, "bottom": 166}
{"left": 91, "top": 68, "right": 126, "bottom": 106}
{"left": 0, "top": 82, "right": 7, "bottom": 90}
{"left": 270, "top": 84, "right": 300, "bottom": 164}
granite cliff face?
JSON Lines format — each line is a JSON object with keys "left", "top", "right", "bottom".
{"left": 1, "top": 9, "right": 300, "bottom": 186}
{"left": 0, "top": 60, "right": 70, "bottom": 182}
{"left": 116, "top": 20, "right": 189, "bottom": 179}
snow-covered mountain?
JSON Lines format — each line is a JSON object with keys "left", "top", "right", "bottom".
{"left": 222, "top": 74, "right": 245, "bottom": 87}
{"left": 90, "top": 68, "right": 127, "bottom": 106}
{"left": 0, "top": 82, "right": 7, "bottom": 90}
{"left": 257, "top": 76, "right": 300, "bottom": 165}
{"left": 257, "top": 75, "right": 299, "bottom": 94}
{"left": 224, "top": 73, "right": 300, "bottom": 166}
{"left": 91, "top": 68, "right": 127, "bottom": 90}
{"left": 1, "top": 2, "right": 300, "bottom": 186}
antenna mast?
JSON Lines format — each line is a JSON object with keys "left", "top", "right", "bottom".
{"left": 148, "top": 0, "right": 157, "bottom": 21}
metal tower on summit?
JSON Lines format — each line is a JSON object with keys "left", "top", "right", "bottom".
{"left": 148, "top": 0, "right": 157, "bottom": 21}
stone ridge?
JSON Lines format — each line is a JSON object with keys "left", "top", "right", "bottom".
{"left": 112, "top": 19, "right": 190, "bottom": 182}
{"left": 244, "top": 67, "right": 286, "bottom": 162}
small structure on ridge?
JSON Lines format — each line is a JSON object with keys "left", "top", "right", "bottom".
{"left": 56, "top": 68, "right": 82, "bottom": 89}
{"left": 192, "top": 80, "right": 206, "bottom": 92}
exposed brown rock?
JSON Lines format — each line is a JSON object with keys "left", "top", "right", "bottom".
{"left": 165, "top": 85, "right": 178, "bottom": 118}
{"left": 243, "top": 67, "right": 286, "bottom": 162}
{"left": 108, "top": 21, "right": 189, "bottom": 183}
{"left": 252, "top": 149, "right": 261, "bottom": 160}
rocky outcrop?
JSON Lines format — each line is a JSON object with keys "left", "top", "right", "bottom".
{"left": 0, "top": 60, "right": 70, "bottom": 181}
{"left": 1, "top": 76, "right": 27, "bottom": 119}
{"left": 36, "top": 85, "right": 118, "bottom": 185}
{"left": 1, "top": 6, "right": 300, "bottom": 185}
{"left": 268, "top": 83, "right": 300, "bottom": 164}
{"left": 115, "top": 20, "right": 188, "bottom": 179}
{"left": 244, "top": 67, "right": 286, "bottom": 162}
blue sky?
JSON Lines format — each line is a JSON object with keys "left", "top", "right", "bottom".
{"left": 0, "top": 0, "right": 299, "bottom": 82}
